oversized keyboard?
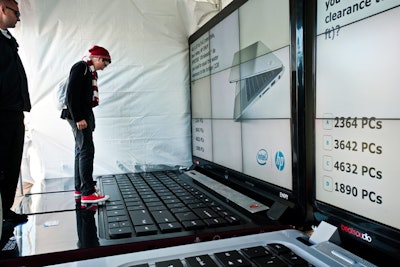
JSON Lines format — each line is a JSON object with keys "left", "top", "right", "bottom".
{"left": 97, "top": 171, "right": 257, "bottom": 240}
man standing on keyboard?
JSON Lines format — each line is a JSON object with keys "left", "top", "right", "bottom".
{"left": 0, "top": 0, "right": 30, "bottom": 224}
{"left": 61, "top": 45, "right": 111, "bottom": 204}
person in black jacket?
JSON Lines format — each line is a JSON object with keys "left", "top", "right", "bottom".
{"left": 0, "top": 0, "right": 30, "bottom": 224}
{"left": 61, "top": 45, "right": 111, "bottom": 204}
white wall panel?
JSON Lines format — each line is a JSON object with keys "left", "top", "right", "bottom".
{"left": 13, "top": 0, "right": 212, "bottom": 180}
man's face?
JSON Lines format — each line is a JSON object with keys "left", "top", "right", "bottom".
{"left": 2, "top": 0, "right": 20, "bottom": 28}
{"left": 93, "top": 57, "right": 110, "bottom": 71}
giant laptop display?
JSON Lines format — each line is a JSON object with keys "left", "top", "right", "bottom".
{"left": 189, "top": 0, "right": 298, "bottom": 222}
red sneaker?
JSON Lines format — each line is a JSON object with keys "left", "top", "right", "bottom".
{"left": 81, "top": 192, "right": 110, "bottom": 204}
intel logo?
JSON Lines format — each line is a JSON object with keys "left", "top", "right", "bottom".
{"left": 275, "top": 151, "right": 285, "bottom": 171}
{"left": 256, "top": 149, "right": 268, "bottom": 165}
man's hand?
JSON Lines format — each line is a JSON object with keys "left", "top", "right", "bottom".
{"left": 76, "top": 120, "right": 87, "bottom": 130}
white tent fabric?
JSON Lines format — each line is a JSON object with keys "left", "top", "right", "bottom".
{"left": 12, "top": 0, "right": 231, "bottom": 182}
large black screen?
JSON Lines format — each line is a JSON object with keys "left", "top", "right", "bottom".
{"left": 313, "top": 0, "right": 400, "bottom": 259}
{"left": 189, "top": 0, "right": 304, "bottom": 219}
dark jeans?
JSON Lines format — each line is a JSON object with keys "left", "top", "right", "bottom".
{"left": 75, "top": 205, "right": 99, "bottom": 248}
{"left": 0, "top": 111, "right": 25, "bottom": 216}
{"left": 67, "top": 115, "right": 96, "bottom": 196}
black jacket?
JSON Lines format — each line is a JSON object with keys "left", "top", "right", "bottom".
{"left": 0, "top": 31, "right": 31, "bottom": 113}
{"left": 60, "top": 61, "right": 93, "bottom": 123}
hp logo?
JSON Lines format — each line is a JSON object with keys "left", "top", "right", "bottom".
{"left": 275, "top": 151, "right": 285, "bottom": 171}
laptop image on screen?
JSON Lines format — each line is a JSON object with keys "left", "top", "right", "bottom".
{"left": 229, "top": 41, "right": 284, "bottom": 121}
